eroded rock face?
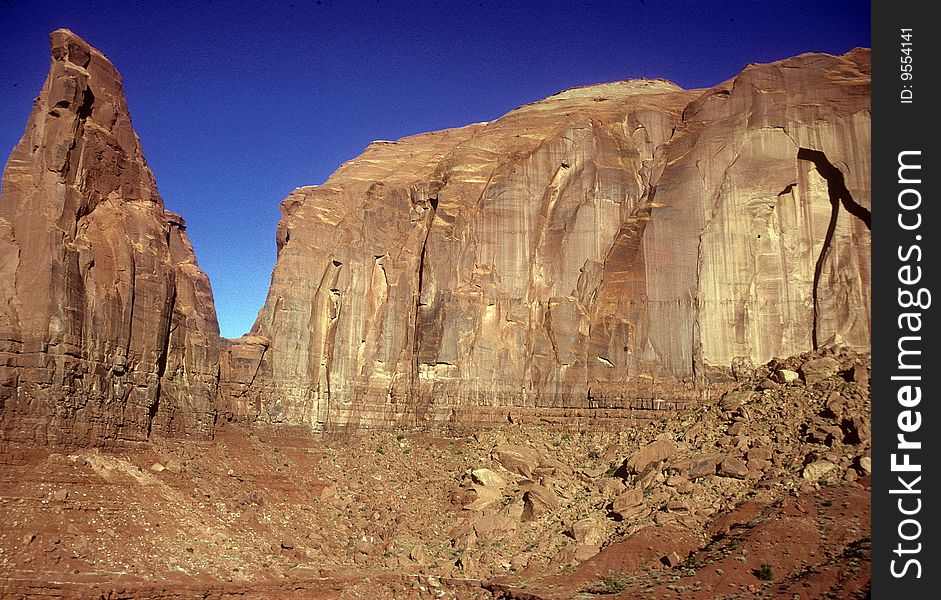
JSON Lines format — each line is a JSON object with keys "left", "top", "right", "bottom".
{"left": 0, "top": 30, "right": 221, "bottom": 445}
{"left": 224, "top": 49, "right": 871, "bottom": 430}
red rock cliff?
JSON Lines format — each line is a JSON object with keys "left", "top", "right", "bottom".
{"left": 221, "top": 50, "right": 870, "bottom": 430}
{"left": 0, "top": 30, "right": 221, "bottom": 444}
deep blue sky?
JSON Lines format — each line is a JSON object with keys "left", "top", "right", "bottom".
{"left": 1, "top": 0, "right": 870, "bottom": 338}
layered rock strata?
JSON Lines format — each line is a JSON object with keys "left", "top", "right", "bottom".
{"left": 223, "top": 49, "right": 871, "bottom": 430}
{"left": 0, "top": 30, "right": 221, "bottom": 445}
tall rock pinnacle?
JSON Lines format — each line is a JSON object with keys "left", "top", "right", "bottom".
{"left": 0, "top": 30, "right": 221, "bottom": 445}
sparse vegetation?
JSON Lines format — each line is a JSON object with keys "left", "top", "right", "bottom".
{"left": 755, "top": 563, "right": 775, "bottom": 581}
{"left": 599, "top": 570, "right": 628, "bottom": 594}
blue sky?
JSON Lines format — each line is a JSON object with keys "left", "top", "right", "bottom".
{"left": 1, "top": 0, "right": 870, "bottom": 338}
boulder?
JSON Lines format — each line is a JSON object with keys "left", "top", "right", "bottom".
{"left": 491, "top": 445, "right": 542, "bottom": 478}
{"left": 800, "top": 357, "right": 841, "bottom": 385}
{"left": 718, "top": 457, "right": 749, "bottom": 479}
{"left": 773, "top": 370, "right": 801, "bottom": 384}
{"left": 565, "top": 519, "right": 606, "bottom": 546}
{"left": 611, "top": 488, "right": 646, "bottom": 520}
{"left": 802, "top": 460, "right": 838, "bottom": 481}
{"left": 626, "top": 439, "right": 677, "bottom": 475}
{"left": 470, "top": 468, "right": 507, "bottom": 488}
{"left": 472, "top": 514, "right": 517, "bottom": 542}
{"left": 521, "top": 484, "right": 559, "bottom": 521}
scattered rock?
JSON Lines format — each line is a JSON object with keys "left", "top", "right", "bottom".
{"left": 611, "top": 488, "right": 646, "bottom": 520}
{"left": 522, "top": 484, "right": 560, "bottom": 521}
{"left": 464, "top": 484, "right": 503, "bottom": 511}
{"left": 802, "top": 460, "right": 838, "bottom": 481}
{"left": 800, "top": 357, "right": 840, "bottom": 385}
{"left": 491, "top": 445, "right": 541, "bottom": 478}
{"left": 565, "top": 519, "right": 606, "bottom": 546}
{"left": 471, "top": 468, "right": 507, "bottom": 488}
{"left": 661, "top": 551, "right": 682, "bottom": 567}
{"left": 773, "top": 369, "right": 800, "bottom": 384}
{"left": 280, "top": 536, "right": 295, "bottom": 550}
{"left": 718, "top": 457, "right": 749, "bottom": 479}
{"left": 626, "top": 439, "right": 676, "bottom": 475}
{"left": 472, "top": 514, "right": 517, "bottom": 542}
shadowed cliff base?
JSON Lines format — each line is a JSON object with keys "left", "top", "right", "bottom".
{"left": 0, "top": 347, "right": 870, "bottom": 599}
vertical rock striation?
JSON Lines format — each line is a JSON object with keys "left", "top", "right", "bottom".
{"left": 0, "top": 30, "right": 221, "bottom": 445}
{"left": 222, "top": 49, "right": 870, "bottom": 430}
{"left": 1, "top": 31, "right": 869, "bottom": 440}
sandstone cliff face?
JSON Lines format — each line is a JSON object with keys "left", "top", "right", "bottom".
{"left": 0, "top": 30, "right": 221, "bottom": 444}
{"left": 223, "top": 49, "right": 870, "bottom": 430}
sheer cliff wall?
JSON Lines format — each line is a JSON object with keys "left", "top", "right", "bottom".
{"left": 220, "top": 50, "right": 871, "bottom": 431}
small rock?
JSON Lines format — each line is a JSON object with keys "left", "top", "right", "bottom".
{"left": 773, "top": 369, "right": 800, "bottom": 384}
{"left": 802, "top": 460, "right": 837, "bottom": 481}
{"left": 565, "top": 519, "right": 606, "bottom": 546}
{"left": 471, "top": 468, "right": 507, "bottom": 488}
{"left": 626, "top": 439, "right": 676, "bottom": 474}
{"left": 50, "top": 489, "right": 68, "bottom": 502}
{"left": 149, "top": 463, "right": 166, "bottom": 473}
{"left": 850, "top": 364, "right": 870, "bottom": 385}
{"left": 280, "top": 536, "right": 295, "bottom": 550}
{"left": 491, "top": 445, "right": 541, "bottom": 478}
{"left": 858, "top": 456, "right": 872, "bottom": 475}
{"left": 661, "top": 551, "right": 682, "bottom": 567}
{"left": 718, "top": 457, "right": 749, "bottom": 479}
{"left": 472, "top": 514, "right": 517, "bottom": 542}
{"left": 758, "top": 378, "right": 780, "bottom": 390}
{"left": 611, "top": 488, "right": 646, "bottom": 520}
{"left": 522, "top": 484, "right": 560, "bottom": 521}
{"left": 800, "top": 356, "right": 840, "bottom": 385}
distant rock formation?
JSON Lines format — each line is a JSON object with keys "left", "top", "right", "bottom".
{"left": 0, "top": 30, "right": 870, "bottom": 443}
{"left": 222, "top": 50, "right": 870, "bottom": 430}
{"left": 0, "top": 30, "right": 221, "bottom": 444}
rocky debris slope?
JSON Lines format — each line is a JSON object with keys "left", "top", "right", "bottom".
{"left": 0, "top": 347, "right": 869, "bottom": 598}
{"left": 0, "top": 30, "right": 221, "bottom": 445}
{"left": 225, "top": 49, "right": 871, "bottom": 431}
